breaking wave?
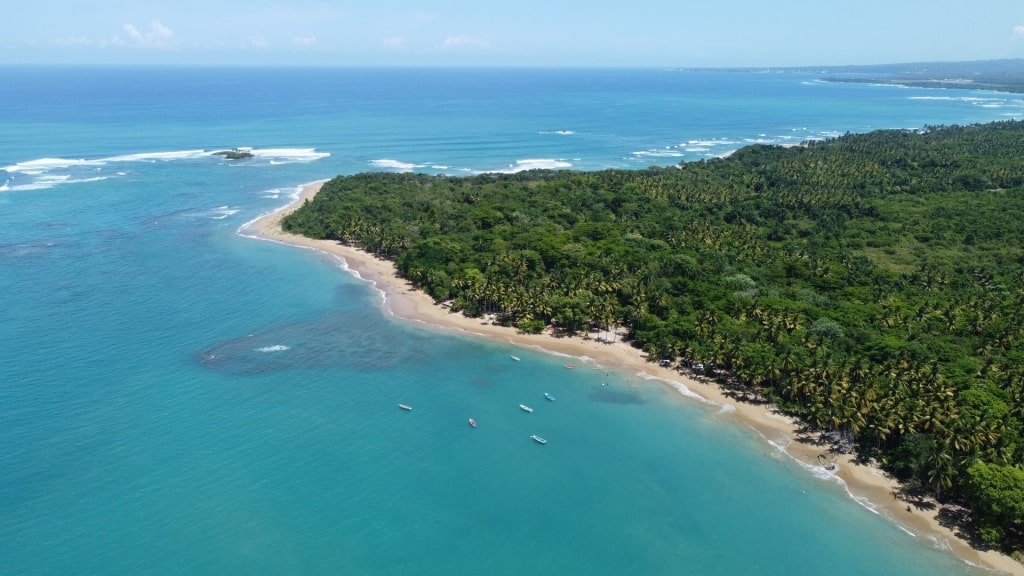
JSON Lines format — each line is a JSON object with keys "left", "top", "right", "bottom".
{"left": 1, "top": 147, "right": 330, "bottom": 192}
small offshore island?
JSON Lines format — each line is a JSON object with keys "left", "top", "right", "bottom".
{"left": 273, "top": 121, "right": 1024, "bottom": 572}
{"left": 212, "top": 147, "right": 254, "bottom": 160}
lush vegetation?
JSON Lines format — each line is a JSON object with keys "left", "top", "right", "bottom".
{"left": 796, "top": 58, "right": 1024, "bottom": 93}
{"left": 284, "top": 121, "right": 1024, "bottom": 552}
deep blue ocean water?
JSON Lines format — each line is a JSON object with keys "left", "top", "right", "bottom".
{"left": 2, "top": 67, "right": 1020, "bottom": 575}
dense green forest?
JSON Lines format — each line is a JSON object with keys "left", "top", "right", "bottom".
{"left": 284, "top": 121, "right": 1024, "bottom": 553}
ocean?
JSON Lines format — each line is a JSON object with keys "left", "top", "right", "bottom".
{"left": 2, "top": 67, "right": 1019, "bottom": 575}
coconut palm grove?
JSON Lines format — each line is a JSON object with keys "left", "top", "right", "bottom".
{"left": 283, "top": 121, "right": 1024, "bottom": 553}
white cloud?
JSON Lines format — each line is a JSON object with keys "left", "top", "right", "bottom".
{"left": 383, "top": 36, "right": 407, "bottom": 49}
{"left": 247, "top": 35, "right": 270, "bottom": 49}
{"left": 1014, "top": 25, "right": 1024, "bottom": 39}
{"left": 442, "top": 35, "right": 488, "bottom": 49}
{"left": 118, "top": 21, "right": 178, "bottom": 48}
{"left": 292, "top": 36, "right": 317, "bottom": 47}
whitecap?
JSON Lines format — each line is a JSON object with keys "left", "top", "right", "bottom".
{"left": 632, "top": 149, "right": 685, "bottom": 158}
{"left": 210, "top": 206, "right": 240, "bottom": 220}
{"left": 63, "top": 176, "right": 109, "bottom": 185}
{"left": 491, "top": 158, "right": 572, "bottom": 173}
{"left": 370, "top": 158, "right": 426, "bottom": 172}
{"left": 213, "top": 146, "right": 332, "bottom": 165}
{"left": 1, "top": 157, "right": 106, "bottom": 174}
{"left": 687, "top": 139, "right": 738, "bottom": 146}
{"left": 4, "top": 147, "right": 329, "bottom": 193}
{"left": 251, "top": 147, "right": 331, "bottom": 164}
{"left": 255, "top": 345, "right": 290, "bottom": 353}
{"left": 38, "top": 174, "right": 71, "bottom": 183}
{"left": 106, "top": 149, "right": 209, "bottom": 162}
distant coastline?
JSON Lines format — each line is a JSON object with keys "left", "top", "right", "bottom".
{"left": 244, "top": 180, "right": 1023, "bottom": 576}
{"left": 679, "top": 58, "right": 1024, "bottom": 94}
{"left": 820, "top": 76, "right": 1024, "bottom": 94}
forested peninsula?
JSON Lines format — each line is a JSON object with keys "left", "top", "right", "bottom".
{"left": 283, "top": 121, "right": 1024, "bottom": 554}
{"left": 777, "top": 58, "right": 1024, "bottom": 93}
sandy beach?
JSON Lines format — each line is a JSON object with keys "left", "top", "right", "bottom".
{"left": 245, "top": 180, "right": 1022, "bottom": 576}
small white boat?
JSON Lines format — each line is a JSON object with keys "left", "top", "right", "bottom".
{"left": 519, "top": 404, "right": 534, "bottom": 413}
{"left": 398, "top": 404, "right": 412, "bottom": 411}
{"left": 510, "top": 355, "right": 521, "bottom": 362}
{"left": 564, "top": 364, "right": 575, "bottom": 369}
{"left": 544, "top": 392, "right": 555, "bottom": 401}
{"left": 468, "top": 418, "right": 478, "bottom": 428}
{"left": 530, "top": 435, "right": 547, "bottom": 444}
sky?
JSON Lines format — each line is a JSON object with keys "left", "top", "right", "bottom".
{"left": 3, "top": 1, "right": 1024, "bottom": 67}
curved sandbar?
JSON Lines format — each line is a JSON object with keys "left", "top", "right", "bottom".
{"left": 245, "top": 180, "right": 1023, "bottom": 576}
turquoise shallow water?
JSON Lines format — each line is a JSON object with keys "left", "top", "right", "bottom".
{"left": 2, "top": 67, "right": 1019, "bottom": 575}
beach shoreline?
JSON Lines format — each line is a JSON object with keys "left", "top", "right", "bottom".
{"left": 243, "top": 179, "right": 1022, "bottom": 576}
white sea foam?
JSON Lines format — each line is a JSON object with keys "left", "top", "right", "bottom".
{"left": 255, "top": 345, "right": 290, "bottom": 353}
{"left": 5, "top": 175, "right": 109, "bottom": 191}
{"left": 236, "top": 182, "right": 320, "bottom": 236}
{"left": 632, "top": 150, "right": 685, "bottom": 158}
{"left": 250, "top": 148, "right": 331, "bottom": 164}
{"left": 2, "top": 157, "right": 106, "bottom": 174}
{"left": 107, "top": 149, "right": 209, "bottom": 163}
{"left": 687, "top": 139, "right": 738, "bottom": 146}
{"left": 65, "top": 176, "right": 109, "bottom": 185}
{"left": 539, "top": 130, "right": 575, "bottom": 135}
{"left": 908, "top": 95, "right": 1011, "bottom": 108}
{"left": 489, "top": 158, "right": 572, "bottom": 173}
{"left": 210, "top": 206, "right": 240, "bottom": 220}
{"left": 635, "top": 371, "right": 719, "bottom": 405}
{"left": 370, "top": 159, "right": 426, "bottom": 172}
{"left": 5, "top": 147, "right": 329, "bottom": 192}
{"left": 38, "top": 174, "right": 71, "bottom": 183}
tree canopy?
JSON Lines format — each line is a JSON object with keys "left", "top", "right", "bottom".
{"left": 283, "top": 120, "right": 1024, "bottom": 552}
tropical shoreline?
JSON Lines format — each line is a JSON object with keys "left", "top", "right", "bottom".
{"left": 243, "top": 180, "right": 1022, "bottom": 576}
